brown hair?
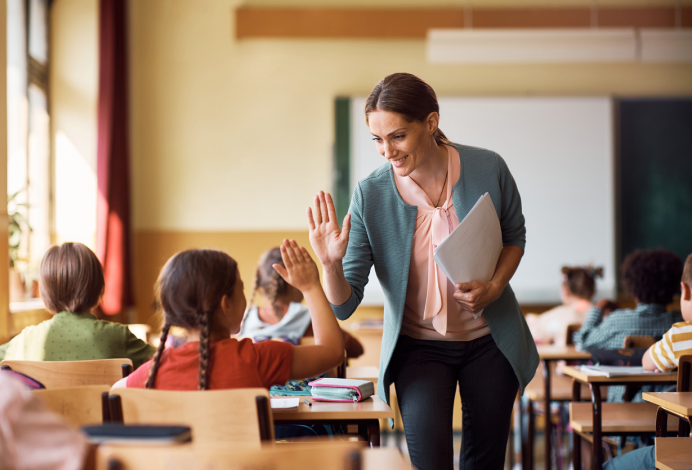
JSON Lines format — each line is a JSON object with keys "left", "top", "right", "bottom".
{"left": 561, "top": 266, "right": 603, "bottom": 300}
{"left": 621, "top": 249, "right": 682, "bottom": 305}
{"left": 682, "top": 254, "right": 692, "bottom": 286}
{"left": 39, "top": 243, "right": 104, "bottom": 313}
{"left": 365, "top": 73, "right": 451, "bottom": 146}
{"left": 248, "top": 247, "right": 289, "bottom": 318}
{"left": 146, "top": 249, "right": 238, "bottom": 390}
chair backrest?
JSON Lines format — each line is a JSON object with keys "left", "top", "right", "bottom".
{"left": 97, "top": 441, "right": 366, "bottom": 470}
{"left": 622, "top": 335, "right": 655, "bottom": 349}
{"left": 0, "top": 359, "right": 133, "bottom": 388}
{"left": 565, "top": 323, "right": 582, "bottom": 346}
{"left": 33, "top": 384, "right": 111, "bottom": 426}
{"left": 298, "top": 337, "right": 347, "bottom": 378}
{"left": 678, "top": 355, "right": 692, "bottom": 392}
{"left": 108, "top": 388, "right": 274, "bottom": 448}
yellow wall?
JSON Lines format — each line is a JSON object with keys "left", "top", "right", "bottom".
{"left": 129, "top": 0, "right": 692, "bottom": 233}
{"left": 50, "top": 0, "right": 98, "bottom": 249}
{"left": 45, "top": 0, "right": 692, "bottom": 324}
{"left": 1, "top": 0, "right": 10, "bottom": 341}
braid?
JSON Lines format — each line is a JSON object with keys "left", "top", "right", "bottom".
{"left": 198, "top": 310, "right": 212, "bottom": 390}
{"left": 248, "top": 267, "right": 261, "bottom": 310}
{"left": 145, "top": 323, "right": 171, "bottom": 389}
{"left": 268, "top": 270, "right": 282, "bottom": 318}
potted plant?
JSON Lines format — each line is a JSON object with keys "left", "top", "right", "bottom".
{"left": 8, "top": 190, "right": 31, "bottom": 302}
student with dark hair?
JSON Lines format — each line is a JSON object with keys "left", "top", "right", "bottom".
{"left": 0, "top": 243, "right": 154, "bottom": 368}
{"left": 526, "top": 266, "right": 603, "bottom": 346}
{"left": 573, "top": 248, "right": 684, "bottom": 402}
{"left": 593, "top": 253, "right": 692, "bottom": 470}
{"left": 115, "top": 239, "right": 344, "bottom": 390}
{"left": 239, "top": 247, "right": 364, "bottom": 358}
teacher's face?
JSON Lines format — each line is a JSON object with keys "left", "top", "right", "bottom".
{"left": 368, "top": 110, "right": 438, "bottom": 177}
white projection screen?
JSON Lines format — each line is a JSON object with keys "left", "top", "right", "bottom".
{"left": 349, "top": 96, "right": 616, "bottom": 305}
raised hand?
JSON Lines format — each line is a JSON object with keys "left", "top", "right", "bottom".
{"left": 307, "top": 191, "right": 351, "bottom": 268}
{"left": 272, "top": 239, "right": 320, "bottom": 293}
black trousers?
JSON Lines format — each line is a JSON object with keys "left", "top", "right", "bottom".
{"left": 390, "top": 333, "right": 518, "bottom": 470}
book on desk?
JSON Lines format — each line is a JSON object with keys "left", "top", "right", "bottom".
{"left": 580, "top": 365, "right": 657, "bottom": 378}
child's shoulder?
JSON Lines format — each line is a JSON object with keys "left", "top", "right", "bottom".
{"left": 671, "top": 320, "right": 692, "bottom": 331}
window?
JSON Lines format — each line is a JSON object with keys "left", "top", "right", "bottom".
{"left": 7, "top": 0, "right": 51, "bottom": 302}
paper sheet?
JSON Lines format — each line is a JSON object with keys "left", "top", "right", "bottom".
{"left": 270, "top": 398, "right": 300, "bottom": 409}
{"left": 433, "top": 193, "right": 503, "bottom": 319}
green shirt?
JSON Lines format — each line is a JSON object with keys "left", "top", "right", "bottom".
{"left": 0, "top": 311, "right": 155, "bottom": 369}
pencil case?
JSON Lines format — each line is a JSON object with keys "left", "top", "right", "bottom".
{"left": 308, "top": 378, "right": 374, "bottom": 403}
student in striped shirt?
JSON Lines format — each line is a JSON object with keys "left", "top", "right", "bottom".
{"left": 643, "top": 253, "right": 692, "bottom": 372}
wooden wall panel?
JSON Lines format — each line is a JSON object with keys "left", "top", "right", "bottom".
{"left": 236, "top": 6, "right": 692, "bottom": 39}
{"left": 472, "top": 8, "right": 590, "bottom": 28}
{"left": 236, "top": 8, "right": 466, "bottom": 39}
{"left": 132, "top": 230, "right": 313, "bottom": 326}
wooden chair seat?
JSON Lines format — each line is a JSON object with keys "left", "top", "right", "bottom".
{"left": 33, "top": 385, "right": 110, "bottom": 426}
{"left": 1, "top": 359, "right": 132, "bottom": 388}
{"left": 656, "top": 437, "right": 692, "bottom": 470}
{"left": 108, "top": 388, "right": 274, "bottom": 448}
{"left": 570, "top": 402, "right": 679, "bottom": 433}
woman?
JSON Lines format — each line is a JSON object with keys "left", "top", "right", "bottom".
{"left": 526, "top": 266, "right": 603, "bottom": 347}
{"left": 307, "top": 73, "right": 538, "bottom": 470}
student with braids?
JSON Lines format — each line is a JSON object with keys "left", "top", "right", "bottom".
{"left": 114, "top": 239, "right": 345, "bottom": 390}
{"left": 239, "top": 247, "right": 364, "bottom": 358}
{"left": 525, "top": 266, "right": 603, "bottom": 346}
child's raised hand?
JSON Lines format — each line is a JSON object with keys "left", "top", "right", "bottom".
{"left": 272, "top": 239, "right": 320, "bottom": 293}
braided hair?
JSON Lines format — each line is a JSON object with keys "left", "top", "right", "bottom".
{"left": 146, "top": 249, "right": 238, "bottom": 390}
{"left": 247, "top": 247, "right": 290, "bottom": 319}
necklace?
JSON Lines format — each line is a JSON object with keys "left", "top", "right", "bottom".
{"left": 435, "top": 171, "right": 448, "bottom": 208}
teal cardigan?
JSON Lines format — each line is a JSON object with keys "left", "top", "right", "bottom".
{"left": 332, "top": 143, "right": 539, "bottom": 405}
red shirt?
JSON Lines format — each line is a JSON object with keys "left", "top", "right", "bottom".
{"left": 126, "top": 338, "right": 293, "bottom": 390}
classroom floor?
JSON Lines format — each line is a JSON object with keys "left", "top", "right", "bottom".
{"left": 380, "top": 430, "right": 567, "bottom": 470}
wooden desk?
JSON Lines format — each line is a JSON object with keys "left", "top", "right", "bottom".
{"left": 272, "top": 396, "right": 394, "bottom": 447}
{"left": 643, "top": 392, "right": 692, "bottom": 437}
{"left": 563, "top": 366, "right": 677, "bottom": 469}
{"left": 522, "top": 347, "right": 591, "bottom": 470}
{"left": 655, "top": 437, "right": 692, "bottom": 470}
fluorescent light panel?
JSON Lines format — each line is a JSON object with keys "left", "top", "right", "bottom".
{"left": 427, "top": 28, "right": 692, "bottom": 63}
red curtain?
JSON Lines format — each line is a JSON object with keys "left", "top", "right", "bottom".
{"left": 96, "top": 0, "right": 132, "bottom": 315}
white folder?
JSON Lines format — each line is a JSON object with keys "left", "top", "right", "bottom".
{"left": 433, "top": 193, "right": 503, "bottom": 319}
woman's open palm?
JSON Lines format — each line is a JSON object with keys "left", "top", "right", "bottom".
{"left": 307, "top": 191, "right": 351, "bottom": 267}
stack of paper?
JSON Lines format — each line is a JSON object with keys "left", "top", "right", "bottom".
{"left": 433, "top": 192, "right": 503, "bottom": 319}
{"left": 580, "top": 366, "right": 655, "bottom": 378}
{"left": 270, "top": 398, "right": 300, "bottom": 409}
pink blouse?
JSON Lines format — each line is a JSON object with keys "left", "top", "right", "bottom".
{"left": 395, "top": 146, "right": 491, "bottom": 341}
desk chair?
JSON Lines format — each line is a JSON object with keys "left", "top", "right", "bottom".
{"left": 656, "top": 355, "right": 692, "bottom": 438}
{"left": 620, "top": 336, "right": 655, "bottom": 404}
{"left": 565, "top": 323, "right": 582, "bottom": 347}
{"left": 97, "top": 441, "right": 369, "bottom": 470}
{"left": 107, "top": 388, "right": 275, "bottom": 448}
{"left": 33, "top": 385, "right": 111, "bottom": 426}
{"left": 298, "top": 337, "right": 347, "bottom": 378}
{"left": 0, "top": 359, "right": 132, "bottom": 388}
{"left": 623, "top": 335, "right": 655, "bottom": 349}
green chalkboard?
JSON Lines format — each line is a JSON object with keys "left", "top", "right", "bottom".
{"left": 617, "top": 98, "right": 692, "bottom": 270}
